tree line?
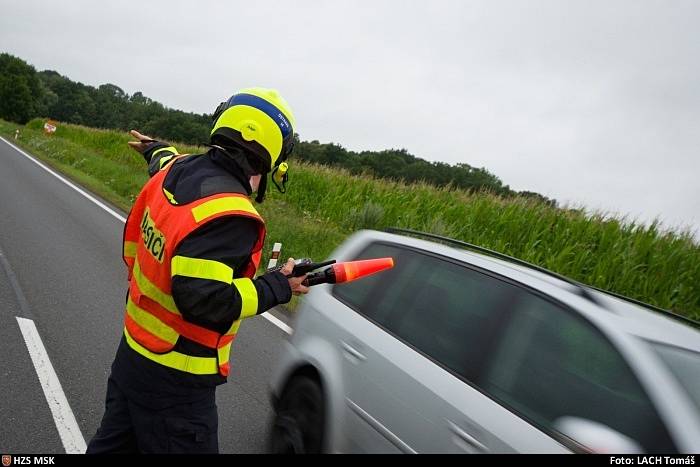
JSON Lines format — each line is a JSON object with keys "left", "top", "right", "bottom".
{"left": 0, "top": 52, "right": 555, "bottom": 205}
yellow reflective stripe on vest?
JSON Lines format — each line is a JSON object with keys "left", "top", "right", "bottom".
{"left": 218, "top": 341, "right": 233, "bottom": 366}
{"left": 171, "top": 256, "right": 233, "bottom": 284}
{"left": 191, "top": 196, "right": 260, "bottom": 223}
{"left": 126, "top": 298, "right": 178, "bottom": 345}
{"left": 226, "top": 319, "right": 242, "bottom": 336}
{"left": 233, "top": 278, "right": 258, "bottom": 318}
{"left": 133, "top": 260, "right": 179, "bottom": 314}
{"left": 163, "top": 187, "right": 177, "bottom": 204}
{"left": 124, "top": 241, "right": 138, "bottom": 258}
{"left": 124, "top": 327, "right": 218, "bottom": 375}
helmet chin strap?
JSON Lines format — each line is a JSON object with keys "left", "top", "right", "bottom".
{"left": 255, "top": 174, "right": 268, "bottom": 203}
{"left": 205, "top": 143, "right": 268, "bottom": 203}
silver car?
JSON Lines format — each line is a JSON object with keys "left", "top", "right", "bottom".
{"left": 268, "top": 229, "right": 700, "bottom": 453}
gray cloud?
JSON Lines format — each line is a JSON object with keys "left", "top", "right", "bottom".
{"left": 2, "top": 0, "right": 698, "bottom": 236}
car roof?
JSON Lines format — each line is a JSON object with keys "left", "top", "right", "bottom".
{"left": 584, "top": 290, "right": 700, "bottom": 352}
{"left": 356, "top": 230, "right": 700, "bottom": 353}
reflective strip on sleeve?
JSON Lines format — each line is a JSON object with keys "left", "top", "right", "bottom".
{"left": 124, "top": 241, "right": 138, "bottom": 258}
{"left": 191, "top": 196, "right": 261, "bottom": 223}
{"left": 158, "top": 155, "right": 175, "bottom": 169}
{"left": 171, "top": 256, "right": 234, "bottom": 284}
{"left": 133, "top": 260, "right": 179, "bottom": 313}
{"left": 152, "top": 146, "right": 178, "bottom": 159}
{"left": 233, "top": 278, "right": 258, "bottom": 318}
{"left": 124, "top": 328, "right": 218, "bottom": 375}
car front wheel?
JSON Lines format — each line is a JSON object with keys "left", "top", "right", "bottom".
{"left": 269, "top": 375, "right": 325, "bottom": 454}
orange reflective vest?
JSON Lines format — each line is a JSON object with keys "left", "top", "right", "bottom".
{"left": 122, "top": 156, "right": 265, "bottom": 377}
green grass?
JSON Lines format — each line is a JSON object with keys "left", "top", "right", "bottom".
{"left": 2, "top": 118, "right": 698, "bottom": 319}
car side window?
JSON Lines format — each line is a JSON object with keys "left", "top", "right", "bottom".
{"left": 332, "top": 242, "right": 407, "bottom": 313}
{"left": 480, "top": 292, "right": 676, "bottom": 453}
{"left": 336, "top": 243, "right": 515, "bottom": 380}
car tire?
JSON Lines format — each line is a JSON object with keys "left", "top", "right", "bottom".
{"left": 269, "top": 375, "right": 325, "bottom": 454}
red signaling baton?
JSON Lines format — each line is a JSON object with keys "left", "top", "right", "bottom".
{"left": 302, "top": 258, "right": 395, "bottom": 287}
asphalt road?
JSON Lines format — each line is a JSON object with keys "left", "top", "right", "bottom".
{"left": 0, "top": 137, "right": 291, "bottom": 454}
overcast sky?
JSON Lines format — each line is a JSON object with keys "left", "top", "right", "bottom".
{"left": 2, "top": 0, "right": 698, "bottom": 237}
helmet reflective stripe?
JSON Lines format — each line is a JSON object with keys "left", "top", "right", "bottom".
{"left": 236, "top": 87, "right": 295, "bottom": 128}
{"left": 228, "top": 93, "right": 292, "bottom": 139}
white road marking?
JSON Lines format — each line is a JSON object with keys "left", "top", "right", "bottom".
{"left": 0, "top": 136, "right": 292, "bottom": 334}
{"left": 16, "top": 317, "right": 87, "bottom": 454}
{"left": 0, "top": 137, "right": 126, "bottom": 222}
{"left": 262, "top": 311, "right": 293, "bottom": 335}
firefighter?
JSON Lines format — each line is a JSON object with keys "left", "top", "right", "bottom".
{"left": 87, "top": 88, "right": 308, "bottom": 453}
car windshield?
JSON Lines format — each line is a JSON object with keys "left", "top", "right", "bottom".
{"left": 649, "top": 343, "right": 700, "bottom": 412}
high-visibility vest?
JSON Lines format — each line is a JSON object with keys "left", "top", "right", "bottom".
{"left": 122, "top": 156, "right": 265, "bottom": 377}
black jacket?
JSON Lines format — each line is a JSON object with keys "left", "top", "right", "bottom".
{"left": 111, "top": 142, "right": 291, "bottom": 403}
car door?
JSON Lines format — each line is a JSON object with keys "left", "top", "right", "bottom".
{"left": 331, "top": 242, "right": 568, "bottom": 453}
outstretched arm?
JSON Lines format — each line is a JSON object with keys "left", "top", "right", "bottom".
{"left": 127, "top": 130, "right": 179, "bottom": 177}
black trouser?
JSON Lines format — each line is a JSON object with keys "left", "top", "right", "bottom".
{"left": 87, "top": 376, "right": 219, "bottom": 454}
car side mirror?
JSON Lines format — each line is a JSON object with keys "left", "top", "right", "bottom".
{"left": 553, "top": 416, "right": 644, "bottom": 454}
